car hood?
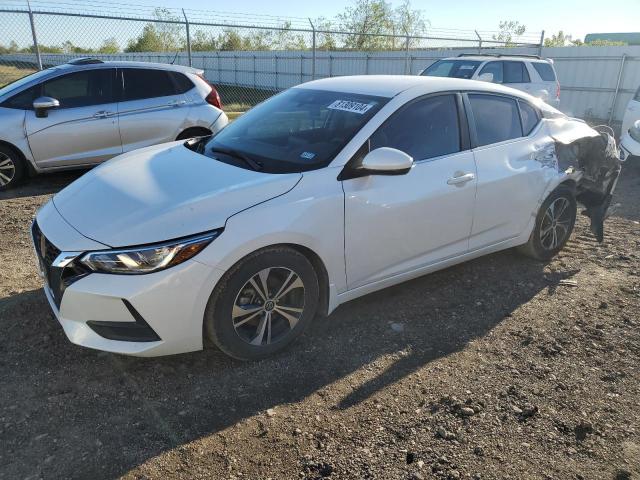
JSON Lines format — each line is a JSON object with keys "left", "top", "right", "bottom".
{"left": 52, "top": 142, "right": 302, "bottom": 247}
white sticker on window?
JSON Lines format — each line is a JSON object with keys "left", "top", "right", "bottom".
{"left": 300, "top": 151, "right": 316, "bottom": 160}
{"left": 460, "top": 65, "right": 475, "bottom": 70}
{"left": 327, "top": 100, "right": 374, "bottom": 114}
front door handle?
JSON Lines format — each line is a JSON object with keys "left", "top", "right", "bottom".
{"left": 93, "top": 110, "right": 114, "bottom": 118}
{"left": 447, "top": 172, "right": 475, "bottom": 186}
{"left": 168, "top": 100, "right": 187, "bottom": 107}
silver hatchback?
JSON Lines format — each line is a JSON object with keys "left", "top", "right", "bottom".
{"left": 0, "top": 58, "right": 228, "bottom": 189}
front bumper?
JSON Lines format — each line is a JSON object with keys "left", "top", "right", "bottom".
{"left": 32, "top": 216, "right": 224, "bottom": 357}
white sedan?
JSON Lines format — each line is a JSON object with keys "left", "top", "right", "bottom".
{"left": 32, "top": 75, "right": 621, "bottom": 360}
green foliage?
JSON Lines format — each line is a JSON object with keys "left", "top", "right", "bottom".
{"left": 492, "top": 20, "right": 526, "bottom": 46}
{"left": 543, "top": 31, "right": 627, "bottom": 47}
{"left": 125, "top": 8, "right": 184, "bottom": 52}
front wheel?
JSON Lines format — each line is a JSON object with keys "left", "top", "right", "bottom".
{"left": 518, "top": 186, "right": 577, "bottom": 261}
{"left": 0, "top": 146, "right": 26, "bottom": 190}
{"left": 204, "top": 247, "right": 319, "bottom": 360}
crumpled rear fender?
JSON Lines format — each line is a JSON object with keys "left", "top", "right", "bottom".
{"left": 546, "top": 118, "right": 622, "bottom": 242}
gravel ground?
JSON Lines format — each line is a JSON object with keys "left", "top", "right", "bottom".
{"left": 1, "top": 162, "right": 639, "bottom": 480}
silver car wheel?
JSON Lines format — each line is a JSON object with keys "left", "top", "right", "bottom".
{"left": 540, "top": 197, "right": 572, "bottom": 250}
{"left": 232, "top": 267, "right": 305, "bottom": 346}
{"left": 0, "top": 153, "right": 16, "bottom": 187}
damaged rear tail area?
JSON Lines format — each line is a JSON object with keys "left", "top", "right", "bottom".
{"left": 551, "top": 121, "right": 623, "bottom": 243}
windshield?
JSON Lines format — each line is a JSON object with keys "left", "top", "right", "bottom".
{"left": 422, "top": 60, "right": 482, "bottom": 79}
{"left": 0, "top": 69, "right": 54, "bottom": 98}
{"left": 196, "top": 88, "right": 388, "bottom": 173}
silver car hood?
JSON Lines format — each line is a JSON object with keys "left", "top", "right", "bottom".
{"left": 52, "top": 142, "right": 301, "bottom": 247}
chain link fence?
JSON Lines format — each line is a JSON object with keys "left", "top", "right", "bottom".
{"left": 0, "top": 3, "right": 544, "bottom": 116}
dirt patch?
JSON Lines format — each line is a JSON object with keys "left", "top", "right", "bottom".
{"left": 1, "top": 162, "right": 639, "bottom": 480}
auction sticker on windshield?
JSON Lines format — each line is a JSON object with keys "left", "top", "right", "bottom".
{"left": 328, "top": 100, "right": 374, "bottom": 114}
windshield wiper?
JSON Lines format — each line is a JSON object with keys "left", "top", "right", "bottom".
{"left": 210, "top": 147, "right": 263, "bottom": 171}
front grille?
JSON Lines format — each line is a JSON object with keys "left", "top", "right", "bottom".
{"left": 32, "top": 221, "right": 89, "bottom": 308}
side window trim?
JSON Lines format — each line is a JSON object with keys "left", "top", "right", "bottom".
{"left": 463, "top": 91, "right": 528, "bottom": 149}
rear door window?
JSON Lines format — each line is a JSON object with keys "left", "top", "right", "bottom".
{"left": 532, "top": 62, "right": 556, "bottom": 81}
{"left": 169, "top": 72, "right": 194, "bottom": 94}
{"left": 518, "top": 100, "right": 540, "bottom": 135}
{"left": 478, "top": 61, "right": 503, "bottom": 83}
{"left": 468, "top": 94, "right": 523, "bottom": 146}
{"left": 121, "top": 68, "right": 177, "bottom": 101}
{"left": 370, "top": 94, "right": 461, "bottom": 160}
{"left": 41, "top": 69, "right": 115, "bottom": 108}
{"left": 504, "top": 61, "right": 530, "bottom": 83}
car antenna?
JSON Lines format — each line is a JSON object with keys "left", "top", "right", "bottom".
{"left": 170, "top": 50, "right": 180, "bottom": 65}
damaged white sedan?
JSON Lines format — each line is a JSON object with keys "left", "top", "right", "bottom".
{"left": 32, "top": 76, "right": 622, "bottom": 360}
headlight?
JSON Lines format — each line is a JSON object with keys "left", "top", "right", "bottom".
{"left": 630, "top": 120, "right": 640, "bottom": 143}
{"left": 80, "top": 231, "right": 221, "bottom": 274}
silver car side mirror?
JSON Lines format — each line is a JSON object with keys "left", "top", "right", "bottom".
{"left": 361, "top": 147, "right": 414, "bottom": 175}
{"left": 33, "top": 96, "right": 60, "bottom": 118}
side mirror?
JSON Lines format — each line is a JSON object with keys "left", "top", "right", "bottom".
{"left": 33, "top": 96, "right": 60, "bottom": 118}
{"left": 361, "top": 147, "right": 413, "bottom": 175}
{"left": 477, "top": 72, "right": 494, "bottom": 83}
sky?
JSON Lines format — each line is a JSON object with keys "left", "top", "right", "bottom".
{"left": 148, "top": 0, "right": 640, "bottom": 41}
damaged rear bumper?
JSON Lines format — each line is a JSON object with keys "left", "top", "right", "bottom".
{"left": 551, "top": 121, "right": 623, "bottom": 242}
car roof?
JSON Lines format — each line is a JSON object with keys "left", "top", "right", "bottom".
{"left": 296, "top": 75, "right": 540, "bottom": 100}
{"left": 56, "top": 60, "right": 203, "bottom": 75}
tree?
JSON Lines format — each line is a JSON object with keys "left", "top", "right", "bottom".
{"left": 544, "top": 31, "right": 573, "bottom": 47}
{"left": 125, "top": 7, "right": 184, "bottom": 52}
{"left": 126, "top": 24, "right": 163, "bottom": 52}
{"left": 314, "top": 17, "right": 338, "bottom": 51}
{"left": 338, "top": 0, "right": 395, "bottom": 50}
{"left": 493, "top": 20, "right": 526, "bottom": 46}
{"left": 217, "top": 30, "right": 244, "bottom": 51}
{"left": 191, "top": 30, "right": 217, "bottom": 51}
{"left": 394, "top": 0, "right": 428, "bottom": 44}
{"left": 98, "top": 37, "right": 120, "bottom": 54}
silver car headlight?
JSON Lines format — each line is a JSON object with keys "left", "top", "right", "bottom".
{"left": 630, "top": 120, "right": 640, "bottom": 143}
{"left": 80, "top": 231, "right": 221, "bottom": 275}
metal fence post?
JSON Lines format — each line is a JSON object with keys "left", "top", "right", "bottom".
{"left": 608, "top": 54, "right": 627, "bottom": 126}
{"left": 475, "top": 30, "right": 482, "bottom": 51}
{"left": 329, "top": 54, "right": 333, "bottom": 77}
{"left": 308, "top": 18, "right": 316, "bottom": 80}
{"left": 182, "top": 9, "right": 192, "bottom": 67}
{"left": 27, "top": 0, "right": 42, "bottom": 70}
{"left": 404, "top": 35, "right": 410, "bottom": 74}
{"left": 365, "top": 54, "right": 369, "bottom": 75}
{"left": 538, "top": 30, "right": 545, "bottom": 56}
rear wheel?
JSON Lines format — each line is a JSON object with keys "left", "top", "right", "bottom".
{"left": 0, "top": 146, "right": 26, "bottom": 191}
{"left": 204, "top": 247, "right": 319, "bottom": 360}
{"left": 518, "top": 186, "right": 577, "bottom": 261}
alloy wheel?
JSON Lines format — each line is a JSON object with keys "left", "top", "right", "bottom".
{"left": 0, "top": 153, "right": 15, "bottom": 187}
{"left": 540, "top": 197, "right": 572, "bottom": 250}
{"left": 232, "top": 267, "right": 305, "bottom": 346}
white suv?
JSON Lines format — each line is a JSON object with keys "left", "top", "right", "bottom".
{"left": 420, "top": 54, "right": 560, "bottom": 108}
{"left": 0, "top": 58, "right": 228, "bottom": 189}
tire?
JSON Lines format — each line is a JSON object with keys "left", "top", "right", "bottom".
{"left": 175, "top": 127, "right": 212, "bottom": 141}
{"left": 204, "top": 246, "right": 319, "bottom": 361}
{"left": 518, "top": 186, "right": 577, "bottom": 261}
{"left": 0, "top": 145, "right": 26, "bottom": 191}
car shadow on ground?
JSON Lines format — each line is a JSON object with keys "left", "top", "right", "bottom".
{"left": 0, "top": 249, "right": 580, "bottom": 480}
{"left": 0, "top": 170, "right": 85, "bottom": 200}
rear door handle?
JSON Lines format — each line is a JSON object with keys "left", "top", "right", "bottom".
{"left": 447, "top": 172, "right": 475, "bottom": 185}
{"left": 93, "top": 110, "right": 114, "bottom": 118}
